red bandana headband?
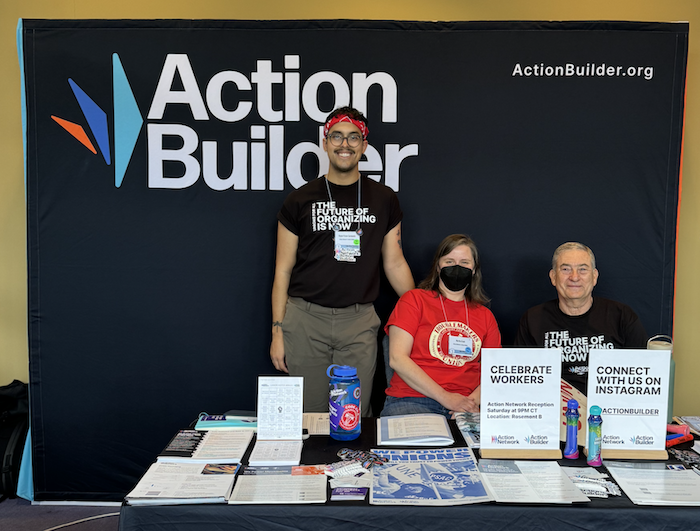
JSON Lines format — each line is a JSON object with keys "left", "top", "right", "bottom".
{"left": 323, "top": 114, "right": 369, "bottom": 139}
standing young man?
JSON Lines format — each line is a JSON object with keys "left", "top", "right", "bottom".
{"left": 270, "top": 107, "right": 414, "bottom": 414}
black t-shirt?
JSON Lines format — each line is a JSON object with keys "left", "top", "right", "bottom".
{"left": 514, "top": 297, "right": 648, "bottom": 394}
{"left": 278, "top": 176, "right": 402, "bottom": 307}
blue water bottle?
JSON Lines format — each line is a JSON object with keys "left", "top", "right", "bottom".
{"left": 327, "top": 364, "right": 361, "bottom": 441}
{"left": 587, "top": 405, "right": 603, "bottom": 467}
{"left": 564, "top": 399, "right": 579, "bottom": 459}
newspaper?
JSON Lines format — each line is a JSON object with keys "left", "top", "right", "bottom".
{"left": 370, "top": 448, "right": 492, "bottom": 506}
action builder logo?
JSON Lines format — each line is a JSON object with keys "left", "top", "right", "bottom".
{"left": 52, "top": 53, "right": 419, "bottom": 191}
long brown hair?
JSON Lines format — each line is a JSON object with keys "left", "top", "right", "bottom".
{"left": 417, "top": 234, "right": 490, "bottom": 305}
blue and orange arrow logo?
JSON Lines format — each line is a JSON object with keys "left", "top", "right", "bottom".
{"left": 51, "top": 53, "right": 143, "bottom": 188}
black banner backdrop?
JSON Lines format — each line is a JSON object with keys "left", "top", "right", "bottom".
{"left": 21, "top": 20, "right": 686, "bottom": 500}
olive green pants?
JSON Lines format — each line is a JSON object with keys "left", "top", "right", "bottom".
{"left": 283, "top": 296, "right": 380, "bottom": 416}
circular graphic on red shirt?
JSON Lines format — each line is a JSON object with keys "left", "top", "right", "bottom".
{"left": 429, "top": 321, "right": 481, "bottom": 366}
{"left": 339, "top": 404, "right": 360, "bottom": 430}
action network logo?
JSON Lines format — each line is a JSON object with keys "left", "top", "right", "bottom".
{"left": 51, "top": 53, "right": 143, "bottom": 188}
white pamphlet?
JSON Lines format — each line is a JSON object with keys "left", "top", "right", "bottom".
{"left": 126, "top": 462, "right": 239, "bottom": 505}
{"left": 478, "top": 460, "right": 589, "bottom": 503}
{"left": 606, "top": 462, "right": 700, "bottom": 506}
{"left": 228, "top": 465, "right": 327, "bottom": 504}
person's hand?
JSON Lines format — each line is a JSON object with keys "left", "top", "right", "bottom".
{"left": 444, "top": 392, "right": 479, "bottom": 417}
{"left": 270, "top": 333, "right": 288, "bottom": 373}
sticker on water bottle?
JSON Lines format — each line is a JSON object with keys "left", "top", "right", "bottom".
{"left": 339, "top": 404, "right": 360, "bottom": 431}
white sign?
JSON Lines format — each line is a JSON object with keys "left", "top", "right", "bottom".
{"left": 480, "top": 348, "right": 562, "bottom": 451}
{"left": 587, "top": 349, "right": 669, "bottom": 452}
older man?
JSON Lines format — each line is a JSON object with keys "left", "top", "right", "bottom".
{"left": 515, "top": 242, "right": 647, "bottom": 394}
{"left": 270, "top": 106, "right": 414, "bottom": 414}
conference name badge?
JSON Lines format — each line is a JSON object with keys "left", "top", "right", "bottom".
{"left": 334, "top": 230, "right": 361, "bottom": 262}
{"left": 448, "top": 335, "right": 473, "bottom": 356}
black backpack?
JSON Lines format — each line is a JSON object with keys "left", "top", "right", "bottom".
{"left": 0, "top": 380, "right": 29, "bottom": 500}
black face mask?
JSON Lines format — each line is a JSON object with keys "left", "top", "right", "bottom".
{"left": 439, "top": 265, "right": 473, "bottom": 292}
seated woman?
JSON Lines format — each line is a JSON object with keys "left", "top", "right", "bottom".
{"left": 381, "top": 234, "right": 501, "bottom": 419}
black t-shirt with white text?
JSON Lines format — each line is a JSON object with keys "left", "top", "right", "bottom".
{"left": 278, "top": 176, "right": 402, "bottom": 308}
{"left": 514, "top": 297, "right": 648, "bottom": 394}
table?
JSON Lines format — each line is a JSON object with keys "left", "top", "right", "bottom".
{"left": 119, "top": 419, "right": 700, "bottom": 531}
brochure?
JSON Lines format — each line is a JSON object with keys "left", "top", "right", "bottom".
{"left": 157, "top": 429, "right": 254, "bottom": 464}
{"left": 376, "top": 414, "right": 454, "bottom": 446}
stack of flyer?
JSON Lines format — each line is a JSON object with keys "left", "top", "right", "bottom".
{"left": 477, "top": 460, "right": 589, "bottom": 503}
{"left": 126, "top": 462, "right": 240, "bottom": 505}
{"left": 606, "top": 462, "right": 700, "bottom": 506}
{"left": 156, "top": 429, "right": 254, "bottom": 464}
{"left": 228, "top": 465, "right": 328, "bottom": 504}
{"left": 124, "top": 425, "right": 255, "bottom": 505}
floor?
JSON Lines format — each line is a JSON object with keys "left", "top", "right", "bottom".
{"left": 0, "top": 497, "right": 120, "bottom": 531}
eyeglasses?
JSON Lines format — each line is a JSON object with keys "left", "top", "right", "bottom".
{"left": 327, "top": 132, "right": 364, "bottom": 148}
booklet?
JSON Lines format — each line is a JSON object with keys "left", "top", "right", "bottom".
{"left": 376, "top": 414, "right": 454, "bottom": 446}
{"left": 370, "top": 447, "right": 491, "bottom": 506}
{"left": 478, "top": 460, "right": 589, "bottom": 504}
{"left": 157, "top": 429, "right": 254, "bottom": 464}
{"left": 125, "top": 462, "right": 239, "bottom": 505}
{"left": 228, "top": 465, "right": 327, "bottom": 504}
{"left": 606, "top": 462, "right": 700, "bottom": 506}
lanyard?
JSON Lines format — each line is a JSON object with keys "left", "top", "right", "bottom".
{"left": 324, "top": 176, "right": 362, "bottom": 234}
{"left": 439, "top": 294, "right": 470, "bottom": 328}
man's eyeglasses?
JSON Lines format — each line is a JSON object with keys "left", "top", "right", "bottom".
{"left": 327, "top": 132, "right": 364, "bottom": 148}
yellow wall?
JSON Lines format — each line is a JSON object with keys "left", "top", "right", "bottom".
{"left": 2, "top": 1, "right": 698, "bottom": 414}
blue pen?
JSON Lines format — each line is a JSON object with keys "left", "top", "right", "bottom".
{"left": 666, "top": 433, "right": 684, "bottom": 440}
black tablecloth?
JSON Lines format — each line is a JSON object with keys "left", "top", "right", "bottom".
{"left": 119, "top": 418, "right": 700, "bottom": 531}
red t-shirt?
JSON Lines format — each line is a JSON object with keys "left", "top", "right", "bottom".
{"left": 385, "top": 289, "right": 501, "bottom": 398}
